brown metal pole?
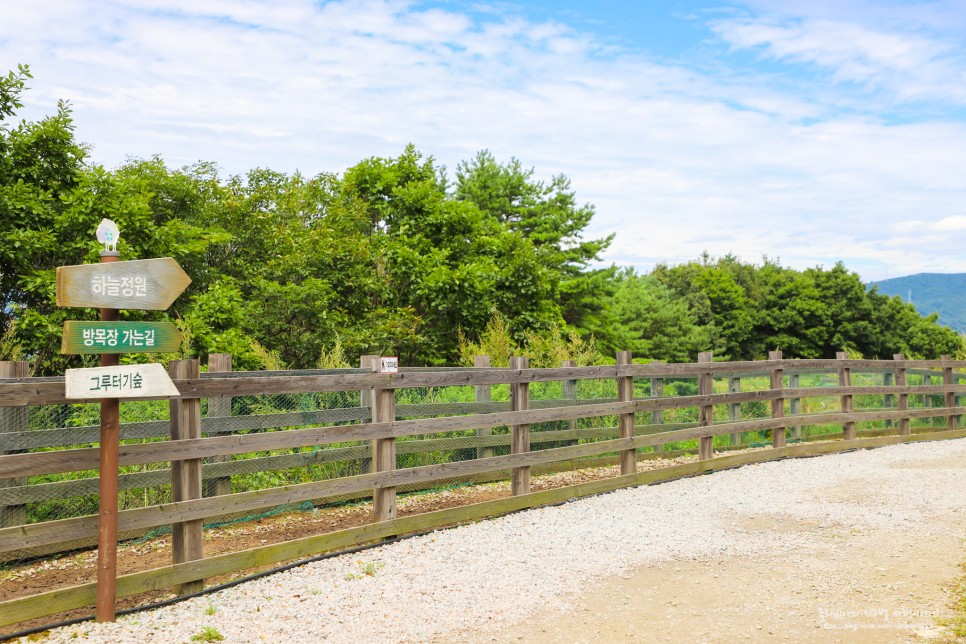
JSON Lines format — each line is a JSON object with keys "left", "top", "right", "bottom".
{"left": 96, "top": 250, "right": 120, "bottom": 622}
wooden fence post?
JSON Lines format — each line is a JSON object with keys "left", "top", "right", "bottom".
{"left": 651, "top": 377, "right": 664, "bottom": 453}
{"left": 698, "top": 352, "right": 714, "bottom": 460}
{"left": 617, "top": 351, "right": 636, "bottom": 475}
{"left": 510, "top": 356, "right": 530, "bottom": 495}
{"left": 942, "top": 354, "right": 956, "bottom": 431}
{"left": 728, "top": 376, "right": 741, "bottom": 446}
{"left": 562, "top": 359, "right": 578, "bottom": 447}
{"left": 0, "top": 360, "right": 29, "bottom": 528}
{"left": 894, "top": 354, "right": 910, "bottom": 436}
{"left": 370, "top": 357, "right": 397, "bottom": 522}
{"left": 836, "top": 352, "right": 855, "bottom": 441}
{"left": 882, "top": 370, "right": 894, "bottom": 429}
{"left": 769, "top": 351, "right": 785, "bottom": 448}
{"left": 474, "top": 355, "right": 493, "bottom": 459}
{"left": 359, "top": 354, "right": 376, "bottom": 474}
{"left": 204, "top": 353, "right": 233, "bottom": 497}
{"left": 169, "top": 359, "right": 203, "bottom": 595}
{"left": 789, "top": 373, "right": 801, "bottom": 440}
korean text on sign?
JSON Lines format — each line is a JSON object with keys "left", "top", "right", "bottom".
{"left": 82, "top": 328, "right": 119, "bottom": 347}
{"left": 89, "top": 372, "right": 143, "bottom": 392}
{"left": 81, "top": 328, "right": 156, "bottom": 348}
{"left": 91, "top": 275, "right": 148, "bottom": 298}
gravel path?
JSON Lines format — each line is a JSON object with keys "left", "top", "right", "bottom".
{"left": 22, "top": 439, "right": 966, "bottom": 643}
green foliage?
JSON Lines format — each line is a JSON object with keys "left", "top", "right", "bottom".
{"left": 458, "top": 312, "right": 601, "bottom": 367}
{"left": 597, "top": 269, "right": 709, "bottom": 361}
{"left": 522, "top": 321, "right": 600, "bottom": 368}
{"left": 316, "top": 337, "right": 351, "bottom": 369}
{"left": 190, "top": 626, "right": 224, "bottom": 642}
{"left": 458, "top": 312, "right": 518, "bottom": 367}
{"left": 2, "top": 69, "right": 961, "bottom": 372}
{"left": 0, "top": 320, "right": 24, "bottom": 362}
{"left": 455, "top": 150, "right": 616, "bottom": 336}
{"left": 651, "top": 255, "right": 962, "bottom": 360}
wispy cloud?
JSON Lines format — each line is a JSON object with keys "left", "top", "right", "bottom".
{"left": 2, "top": 0, "right": 966, "bottom": 281}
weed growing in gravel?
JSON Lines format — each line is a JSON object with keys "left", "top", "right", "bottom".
{"left": 190, "top": 626, "right": 224, "bottom": 642}
{"left": 204, "top": 601, "right": 217, "bottom": 615}
{"left": 937, "top": 557, "right": 966, "bottom": 642}
{"left": 345, "top": 560, "right": 383, "bottom": 580}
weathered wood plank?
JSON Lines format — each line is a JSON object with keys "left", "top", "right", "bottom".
{"left": 698, "top": 352, "right": 714, "bottom": 460}
{"left": 617, "top": 351, "right": 636, "bottom": 474}
{"left": 56, "top": 257, "right": 191, "bottom": 311}
{"left": 4, "top": 385, "right": 965, "bottom": 479}
{"left": 204, "top": 353, "right": 233, "bottom": 498}
{"left": 8, "top": 411, "right": 952, "bottom": 555}
{"left": 837, "top": 352, "right": 855, "bottom": 441}
{"left": 0, "top": 423, "right": 698, "bottom": 506}
{"left": 510, "top": 356, "right": 530, "bottom": 495}
{"left": 169, "top": 359, "right": 204, "bottom": 595}
{"left": 5, "top": 427, "right": 966, "bottom": 629}
{"left": 770, "top": 351, "right": 785, "bottom": 448}
{"left": 0, "top": 361, "right": 29, "bottom": 528}
{"left": 371, "top": 358, "right": 396, "bottom": 523}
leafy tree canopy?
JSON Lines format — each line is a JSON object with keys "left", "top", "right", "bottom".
{"left": 2, "top": 68, "right": 961, "bottom": 373}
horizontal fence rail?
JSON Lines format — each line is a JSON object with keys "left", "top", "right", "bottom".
{"left": 1, "top": 352, "right": 965, "bottom": 631}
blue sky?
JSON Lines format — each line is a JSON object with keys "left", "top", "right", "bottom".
{"left": 4, "top": 0, "right": 966, "bottom": 281}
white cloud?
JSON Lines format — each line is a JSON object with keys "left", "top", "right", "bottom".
{"left": 2, "top": 0, "right": 966, "bottom": 282}
{"left": 710, "top": 7, "right": 966, "bottom": 105}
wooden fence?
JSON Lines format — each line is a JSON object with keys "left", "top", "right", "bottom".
{"left": 1, "top": 352, "right": 966, "bottom": 629}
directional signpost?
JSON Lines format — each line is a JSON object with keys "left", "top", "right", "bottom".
{"left": 62, "top": 321, "right": 182, "bottom": 354}
{"left": 65, "top": 363, "right": 181, "bottom": 399}
{"left": 57, "top": 220, "right": 191, "bottom": 622}
{"left": 56, "top": 257, "right": 191, "bottom": 310}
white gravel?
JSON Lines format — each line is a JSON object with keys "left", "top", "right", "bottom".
{"left": 24, "top": 439, "right": 966, "bottom": 643}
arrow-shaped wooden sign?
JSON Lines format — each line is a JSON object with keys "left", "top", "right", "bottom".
{"left": 65, "top": 363, "right": 180, "bottom": 399}
{"left": 61, "top": 321, "right": 182, "bottom": 354}
{"left": 56, "top": 257, "right": 191, "bottom": 310}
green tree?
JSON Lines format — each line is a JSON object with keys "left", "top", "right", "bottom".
{"left": 0, "top": 72, "right": 224, "bottom": 374}
{"left": 651, "top": 256, "right": 757, "bottom": 359}
{"left": 454, "top": 150, "right": 616, "bottom": 337}
{"left": 340, "top": 146, "right": 561, "bottom": 364}
{"left": 598, "top": 268, "right": 708, "bottom": 362}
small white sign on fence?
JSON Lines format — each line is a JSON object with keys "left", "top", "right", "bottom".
{"left": 380, "top": 357, "right": 399, "bottom": 373}
{"left": 65, "top": 363, "right": 180, "bottom": 399}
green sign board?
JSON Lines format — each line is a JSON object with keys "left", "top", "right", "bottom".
{"left": 61, "top": 321, "right": 182, "bottom": 355}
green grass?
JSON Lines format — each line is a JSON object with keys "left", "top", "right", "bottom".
{"left": 190, "top": 626, "right": 224, "bottom": 642}
{"left": 938, "top": 555, "right": 966, "bottom": 642}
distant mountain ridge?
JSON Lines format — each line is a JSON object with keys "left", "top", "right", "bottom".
{"left": 869, "top": 273, "right": 966, "bottom": 333}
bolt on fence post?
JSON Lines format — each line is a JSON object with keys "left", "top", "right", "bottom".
{"left": 169, "top": 358, "right": 204, "bottom": 595}
{"left": 616, "top": 351, "right": 636, "bottom": 475}
{"left": 728, "top": 375, "right": 741, "bottom": 447}
{"left": 651, "top": 376, "right": 664, "bottom": 452}
{"left": 358, "top": 354, "right": 376, "bottom": 474}
{"left": 698, "top": 352, "right": 714, "bottom": 460}
{"left": 510, "top": 355, "right": 530, "bottom": 495}
{"left": 474, "top": 355, "right": 493, "bottom": 459}
{"left": 0, "top": 360, "right": 29, "bottom": 528}
{"left": 770, "top": 350, "right": 786, "bottom": 448}
{"left": 836, "top": 352, "right": 855, "bottom": 441}
{"left": 370, "top": 356, "right": 397, "bottom": 522}
{"left": 942, "top": 354, "right": 956, "bottom": 431}
{"left": 204, "top": 353, "right": 233, "bottom": 497}
{"left": 894, "top": 354, "right": 910, "bottom": 436}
